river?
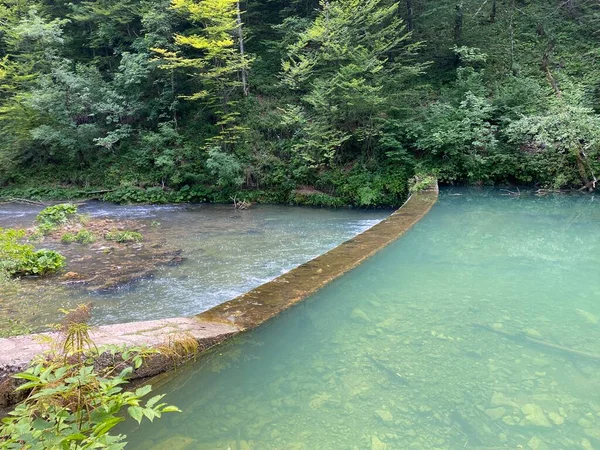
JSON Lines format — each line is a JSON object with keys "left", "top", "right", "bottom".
{"left": 122, "top": 188, "right": 600, "bottom": 449}
{"left": 0, "top": 202, "right": 388, "bottom": 329}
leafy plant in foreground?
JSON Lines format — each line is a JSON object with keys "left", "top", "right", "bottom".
{"left": 0, "top": 304, "right": 180, "bottom": 449}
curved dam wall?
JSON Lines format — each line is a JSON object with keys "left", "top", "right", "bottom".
{"left": 0, "top": 183, "right": 438, "bottom": 408}
{"left": 197, "top": 183, "right": 439, "bottom": 330}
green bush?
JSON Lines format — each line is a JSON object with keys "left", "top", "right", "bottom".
{"left": 105, "top": 230, "right": 143, "bottom": 243}
{"left": 62, "top": 230, "right": 96, "bottom": 244}
{"left": 0, "top": 305, "right": 180, "bottom": 448}
{"left": 36, "top": 203, "right": 78, "bottom": 228}
{"left": 409, "top": 174, "right": 437, "bottom": 193}
{"left": 75, "top": 229, "right": 96, "bottom": 244}
{"left": 21, "top": 250, "right": 66, "bottom": 276}
{"left": 0, "top": 228, "right": 66, "bottom": 278}
{"left": 61, "top": 232, "right": 76, "bottom": 244}
{"left": 0, "top": 319, "right": 32, "bottom": 338}
{"left": 37, "top": 223, "right": 56, "bottom": 236}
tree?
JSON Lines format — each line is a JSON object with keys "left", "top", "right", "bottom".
{"left": 506, "top": 102, "right": 600, "bottom": 190}
{"left": 280, "top": 0, "right": 425, "bottom": 168}
{"left": 154, "top": 0, "right": 253, "bottom": 145}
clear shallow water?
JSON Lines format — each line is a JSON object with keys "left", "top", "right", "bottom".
{"left": 0, "top": 203, "right": 388, "bottom": 327}
{"left": 123, "top": 188, "right": 600, "bottom": 449}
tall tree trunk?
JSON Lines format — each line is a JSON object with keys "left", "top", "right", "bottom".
{"left": 406, "top": 0, "right": 414, "bottom": 31}
{"left": 541, "top": 40, "right": 561, "bottom": 98}
{"left": 489, "top": 0, "right": 496, "bottom": 23}
{"left": 236, "top": 0, "right": 249, "bottom": 97}
{"left": 171, "top": 70, "right": 178, "bottom": 129}
{"left": 565, "top": 0, "right": 575, "bottom": 16}
{"left": 454, "top": 3, "right": 463, "bottom": 43}
{"left": 509, "top": 0, "right": 515, "bottom": 71}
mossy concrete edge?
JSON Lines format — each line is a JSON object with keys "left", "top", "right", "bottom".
{"left": 0, "top": 182, "right": 438, "bottom": 408}
{"left": 196, "top": 181, "right": 438, "bottom": 330}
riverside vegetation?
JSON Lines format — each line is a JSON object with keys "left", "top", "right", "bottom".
{"left": 0, "top": 0, "right": 599, "bottom": 206}
{"left": 0, "top": 304, "right": 180, "bottom": 449}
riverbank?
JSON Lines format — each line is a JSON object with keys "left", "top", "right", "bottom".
{"left": 0, "top": 182, "right": 438, "bottom": 409}
{"left": 0, "top": 183, "right": 401, "bottom": 209}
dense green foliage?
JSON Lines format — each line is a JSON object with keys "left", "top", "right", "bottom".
{"left": 0, "top": 0, "right": 599, "bottom": 204}
{"left": 0, "top": 305, "right": 180, "bottom": 449}
{"left": 0, "top": 228, "right": 66, "bottom": 279}
{"left": 36, "top": 203, "right": 79, "bottom": 234}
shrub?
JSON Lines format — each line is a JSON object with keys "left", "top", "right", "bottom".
{"left": 21, "top": 250, "right": 66, "bottom": 276}
{"left": 37, "top": 223, "right": 56, "bottom": 236}
{"left": 75, "top": 229, "right": 96, "bottom": 244}
{"left": 61, "top": 232, "right": 76, "bottom": 244}
{"left": 409, "top": 174, "right": 437, "bottom": 193}
{"left": 0, "top": 305, "right": 180, "bottom": 448}
{"left": 0, "top": 228, "right": 66, "bottom": 278}
{"left": 0, "top": 319, "right": 32, "bottom": 338}
{"left": 105, "top": 230, "right": 143, "bottom": 243}
{"left": 77, "top": 213, "right": 91, "bottom": 226}
{"left": 36, "top": 203, "right": 78, "bottom": 228}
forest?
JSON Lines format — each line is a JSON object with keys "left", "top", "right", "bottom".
{"left": 0, "top": 0, "right": 599, "bottom": 206}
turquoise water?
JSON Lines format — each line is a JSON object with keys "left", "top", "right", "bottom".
{"left": 124, "top": 188, "right": 600, "bottom": 449}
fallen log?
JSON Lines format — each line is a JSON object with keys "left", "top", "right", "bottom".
{"left": 472, "top": 323, "right": 600, "bottom": 362}
{"left": 365, "top": 353, "right": 409, "bottom": 385}
{"left": 0, "top": 197, "right": 44, "bottom": 206}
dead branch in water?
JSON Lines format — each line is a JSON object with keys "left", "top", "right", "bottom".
{"left": 231, "top": 195, "right": 251, "bottom": 210}
{"left": 500, "top": 187, "right": 520, "bottom": 197}
{"left": 578, "top": 179, "right": 597, "bottom": 193}
{"left": 473, "top": 323, "right": 600, "bottom": 362}
{"left": 0, "top": 197, "right": 45, "bottom": 206}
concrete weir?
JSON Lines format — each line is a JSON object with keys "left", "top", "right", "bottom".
{"left": 0, "top": 183, "right": 438, "bottom": 408}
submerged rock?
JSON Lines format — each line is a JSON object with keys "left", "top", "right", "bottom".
{"left": 148, "top": 436, "right": 197, "bottom": 450}
{"left": 371, "top": 435, "right": 387, "bottom": 450}
{"left": 375, "top": 409, "right": 393, "bottom": 424}
{"left": 491, "top": 392, "right": 519, "bottom": 408}
{"left": 548, "top": 411, "right": 564, "bottom": 425}
{"left": 484, "top": 407, "right": 506, "bottom": 420}
{"left": 521, "top": 404, "right": 552, "bottom": 428}
{"left": 351, "top": 308, "right": 371, "bottom": 323}
{"left": 576, "top": 309, "right": 599, "bottom": 325}
{"left": 524, "top": 328, "right": 543, "bottom": 338}
{"left": 527, "top": 436, "right": 548, "bottom": 450}
{"left": 581, "top": 438, "right": 594, "bottom": 450}
{"left": 584, "top": 428, "right": 600, "bottom": 442}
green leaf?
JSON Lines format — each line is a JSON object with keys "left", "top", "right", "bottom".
{"left": 161, "top": 406, "right": 182, "bottom": 413}
{"left": 92, "top": 417, "right": 124, "bottom": 436}
{"left": 63, "top": 432, "right": 87, "bottom": 442}
{"left": 128, "top": 406, "right": 144, "bottom": 424}
{"left": 145, "top": 394, "right": 164, "bottom": 408}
